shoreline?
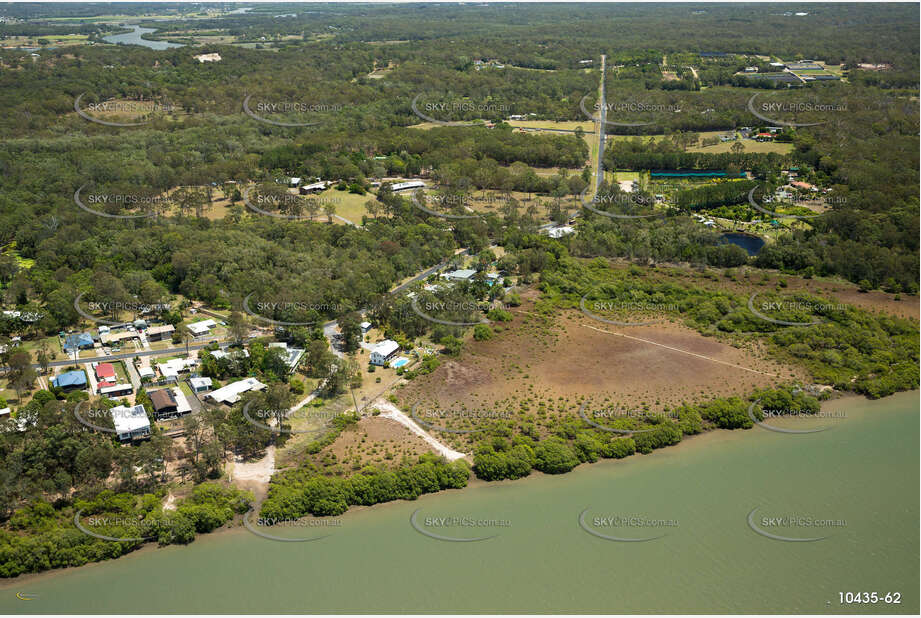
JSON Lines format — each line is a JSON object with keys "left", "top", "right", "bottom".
{"left": 2, "top": 389, "right": 914, "bottom": 588}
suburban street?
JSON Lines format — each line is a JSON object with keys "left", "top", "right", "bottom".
{"left": 595, "top": 53, "right": 607, "bottom": 194}
{"left": 24, "top": 338, "right": 222, "bottom": 371}
{"left": 322, "top": 247, "right": 468, "bottom": 354}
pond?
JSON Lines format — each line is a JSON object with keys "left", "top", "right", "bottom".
{"left": 720, "top": 232, "right": 765, "bottom": 256}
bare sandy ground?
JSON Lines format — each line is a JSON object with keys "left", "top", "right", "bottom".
{"left": 399, "top": 306, "right": 801, "bottom": 420}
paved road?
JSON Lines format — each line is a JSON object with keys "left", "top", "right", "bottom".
{"left": 595, "top": 53, "right": 607, "bottom": 194}
{"left": 23, "top": 252, "right": 465, "bottom": 373}
{"left": 26, "top": 338, "right": 222, "bottom": 371}
{"left": 320, "top": 249, "right": 468, "bottom": 354}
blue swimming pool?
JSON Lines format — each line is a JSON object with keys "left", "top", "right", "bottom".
{"left": 391, "top": 357, "right": 410, "bottom": 368}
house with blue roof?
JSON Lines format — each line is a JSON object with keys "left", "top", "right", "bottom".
{"left": 51, "top": 370, "right": 87, "bottom": 391}
{"left": 63, "top": 332, "right": 95, "bottom": 353}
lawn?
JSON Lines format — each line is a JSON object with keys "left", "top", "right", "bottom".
{"left": 106, "top": 360, "right": 131, "bottom": 383}
{"left": 506, "top": 120, "right": 593, "bottom": 132}
{"left": 689, "top": 139, "right": 794, "bottom": 155}
{"left": 319, "top": 188, "right": 372, "bottom": 224}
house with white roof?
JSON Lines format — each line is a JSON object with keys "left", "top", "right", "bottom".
{"left": 299, "top": 180, "right": 331, "bottom": 194}
{"left": 186, "top": 319, "right": 217, "bottom": 336}
{"left": 110, "top": 405, "right": 151, "bottom": 442}
{"left": 444, "top": 269, "right": 477, "bottom": 282}
{"left": 194, "top": 52, "right": 222, "bottom": 63}
{"left": 189, "top": 376, "right": 213, "bottom": 393}
{"left": 157, "top": 357, "right": 196, "bottom": 379}
{"left": 389, "top": 180, "right": 426, "bottom": 192}
{"left": 268, "top": 342, "right": 305, "bottom": 372}
{"left": 370, "top": 340, "right": 400, "bottom": 366}
{"left": 547, "top": 226, "right": 575, "bottom": 238}
{"left": 206, "top": 377, "right": 267, "bottom": 405}
{"left": 210, "top": 348, "right": 249, "bottom": 361}
{"left": 99, "top": 383, "right": 133, "bottom": 398}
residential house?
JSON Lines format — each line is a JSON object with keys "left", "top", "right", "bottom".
{"left": 206, "top": 377, "right": 267, "bottom": 405}
{"left": 193, "top": 52, "right": 222, "bottom": 63}
{"left": 99, "top": 383, "right": 133, "bottom": 398}
{"left": 189, "top": 376, "right": 213, "bottom": 393}
{"left": 299, "top": 180, "right": 331, "bottom": 194}
{"left": 149, "top": 389, "right": 179, "bottom": 419}
{"left": 101, "top": 330, "right": 139, "bottom": 346}
{"left": 157, "top": 357, "right": 196, "bottom": 380}
{"left": 95, "top": 362, "right": 116, "bottom": 383}
{"left": 370, "top": 340, "right": 400, "bottom": 366}
{"left": 0, "top": 408, "right": 29, "bottom": 432}
{"left": 268, "top": 342, "right": 305, "bottom": 373}
{"left": 63, "top": 332, "right": 95, "bottom": 353}
{"left": 52, "top": 370, "right": 87, "bottom": 391}
{"left": 186, "top": 319, "right": 216, "bottom": 336}
{"left": 791, "top": 181, "right": 818, "bottom": 192}
{"left": 445, "top": 269, "right": 477, "bottom": 282}
{"left": 146, "top": 324, "right": 175, "bottom": 341}
{"left": 111, "top": 405, "right": 151, "bottom": 441}
{"left": 547, "top": 226, "right": 575, "bottom": 238}
{"left": 389, "top": 180, "right": 426, "bottom": 192}
{"left": 210, "top": 348, "right": 249, "bottom": 361}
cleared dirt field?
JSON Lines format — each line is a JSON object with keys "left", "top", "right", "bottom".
{"left": 397, "top": 289, "right": 802, "bottom": 450}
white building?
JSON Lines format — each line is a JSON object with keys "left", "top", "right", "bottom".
{"left": 268, "top": 342, "right": 305, "bottom": 372}
{"left": 110, "top": 404, "right": 150, "bottom": 442}
{"left": 370, "top": 340, "right": 400, "bottom": 366}
{"left": 445, "top": 269, "right": 477, "bottom": 282}
{"left": 210, "top": 348, "right": 249, "bottom": 361}
{"left": 0, "top": 407, "right": 29, "bottom": 432}
{"left": 207, "top": 377, "right": 267, "bottom": 405}
{"left": 547, "top": 226, "right": 575, "bottom": 238}
{"left": 186, "top": 319, "right": 216, "bottom": 336}
{"left": 194, "top": 52, "right": 222, "bottom": 63}
{"left": 299, "top": 180, "right": 330, "bottom": 194}
{"left": 99, "top": 383, "right": 133, "bottom": 398}
{"left": 389, "top": 180, "right": 426, "bottom": 192}
{"left": 157, "top": 357, "right": 196, "bottom": 379}
{"left": 189, "top": 376, "right": 213, "bottom": 392}
{"left": 360, "top": 321, "right": 372, "bottom": 333}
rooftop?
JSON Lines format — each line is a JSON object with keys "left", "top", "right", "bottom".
{"left": 111, "top": 405, "right": 150, "bottom": 436}
{"left": 149, "top": 388, "right": 178, "bottom": 411}
{"left": 372, "top": 339, "right": 400, "bottom": 358}
{"left": 52, "top": 370, "right": 87, "bottom": 388}
{"left": 207, "top": 377, "right": 267, "bottom": 405}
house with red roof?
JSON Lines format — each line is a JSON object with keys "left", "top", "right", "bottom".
{"left": 95, "top": 363, "right": 116, "bottom": 382}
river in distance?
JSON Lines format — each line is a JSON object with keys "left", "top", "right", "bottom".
{"left": 102, "top": 26, "right": 183, "bottom": 50}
